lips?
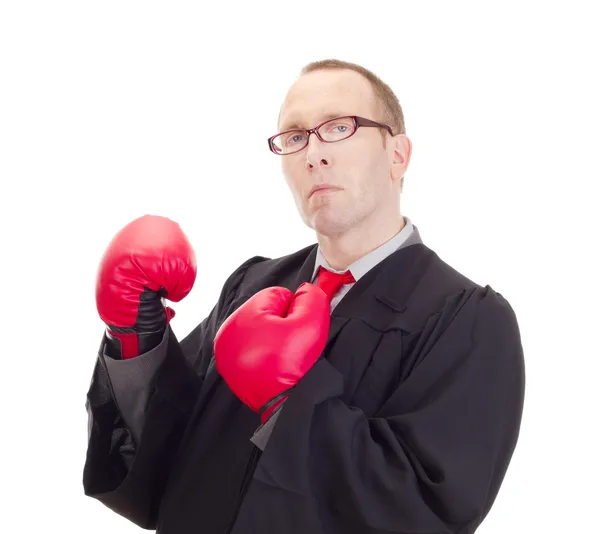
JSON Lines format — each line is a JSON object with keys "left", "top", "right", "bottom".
{"left": 309, "top": 185, "right": 341, "bottom": 198}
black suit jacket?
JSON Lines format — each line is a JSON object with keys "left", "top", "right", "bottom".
{"left": 83, "top": 241, "right": 525, "bottom": 534}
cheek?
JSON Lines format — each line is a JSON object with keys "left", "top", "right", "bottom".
{"left": 281, "top": 162, "right": 297, "bottom": 186}
{"left": 283, "top": 168, "right": 306, "bottom": 201}
{"left": 350, "top": 156, "right": 387, "bottom": 195}
{"left": 346, "top": 169, "right": 374, "bottom": 199}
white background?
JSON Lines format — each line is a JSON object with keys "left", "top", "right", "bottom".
{"left": 1, "top": 1, "right": 598, "bottom": 532}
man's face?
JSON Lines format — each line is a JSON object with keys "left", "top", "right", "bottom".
{"left": 277, "top": 69, "right": 410, "bottom": 238}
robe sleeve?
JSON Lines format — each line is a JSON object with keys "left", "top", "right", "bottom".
{"left": 249, "top": 285, "right": 525, "bottom": 534}
{"left": 83, "top": 255, "right": 267, "bottom": 529}
{"left": 101, "top": 326, "right": 170, "bottom": 446}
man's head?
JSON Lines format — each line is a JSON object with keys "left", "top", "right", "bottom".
{"left": 274, "top": 59, "right": 412, "bottom": 240}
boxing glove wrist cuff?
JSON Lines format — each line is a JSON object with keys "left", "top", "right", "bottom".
{"left": 259, "top": 393, "right": 289, "bottom": 424}
{"left": 106, "top": 327, "right": 166, "bottom": 360}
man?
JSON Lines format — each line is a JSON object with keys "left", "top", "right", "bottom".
{"left": 84, "top": 59, "right": 525, "bottom": 533}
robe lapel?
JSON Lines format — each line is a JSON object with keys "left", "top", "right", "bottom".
{"left": 315, "top": 244, "right": 436, "bottom": 411}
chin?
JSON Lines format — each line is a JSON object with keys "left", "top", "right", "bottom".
{"left": 311, "top": 214, "right": 352, "bottom": 237}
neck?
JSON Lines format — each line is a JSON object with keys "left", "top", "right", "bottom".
{"left": 317, "top": 212, "right": 406, "bottom": 271}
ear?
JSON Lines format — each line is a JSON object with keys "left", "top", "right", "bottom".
{"left": 389, "top": 134, "right": 412, "bottom": 182}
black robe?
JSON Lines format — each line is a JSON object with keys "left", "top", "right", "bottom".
{"left": 83, "top": 242, "right": 525, "bottom": 533}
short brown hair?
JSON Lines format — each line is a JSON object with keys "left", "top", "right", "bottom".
{"left": 300, "top": 58, "right": 406, "bottom": 138}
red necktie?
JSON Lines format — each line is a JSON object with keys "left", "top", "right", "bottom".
{"left": 315, "top": 266, "right": 356, "bottom": 303}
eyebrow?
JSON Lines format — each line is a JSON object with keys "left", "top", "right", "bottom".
{"left": 280, "top": 112, "right": 348, "bottom": 132}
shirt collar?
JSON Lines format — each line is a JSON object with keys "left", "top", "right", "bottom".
{"left": 311, "top": 216, "right": 415, "bottom": 283}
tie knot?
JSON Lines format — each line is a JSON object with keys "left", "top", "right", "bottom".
{"left": 315, "top": 266, "right": 356, "bottom": 302}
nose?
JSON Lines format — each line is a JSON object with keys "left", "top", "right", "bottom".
{"left": 305, "top": 133, "right": 331, "bottom": 170}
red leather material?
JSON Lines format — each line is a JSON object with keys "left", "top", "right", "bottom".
{"left": 213, "top": 282, "right": 330, "bottom": 416}
{"left": 95, "top": 214, "right": 197, "bottom": 358}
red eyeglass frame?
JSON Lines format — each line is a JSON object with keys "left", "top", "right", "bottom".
{"left": 268, "top": 115, "right": 394, "bottom": 155}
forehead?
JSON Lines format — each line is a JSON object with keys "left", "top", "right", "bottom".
{"left": 278, "top": 69, "right": 378, "bottom": 131}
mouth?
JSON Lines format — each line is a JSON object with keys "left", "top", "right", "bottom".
{"left": 309, "top": 185, "right": 342, "bottom": 198}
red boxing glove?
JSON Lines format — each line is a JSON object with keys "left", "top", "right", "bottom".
{"left": 95, "top": 214, "right": 197, "bottom": 359}
{"left": 213, "top": 283, "right": 330, "bottom": 423}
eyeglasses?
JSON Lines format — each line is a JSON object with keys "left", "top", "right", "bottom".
{"left": 268, "top": 115, "right": 394, "bottom": 155}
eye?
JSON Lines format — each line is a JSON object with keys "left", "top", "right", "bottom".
{"left": 285, "top": 132, "right": 307, "bottom": 146}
